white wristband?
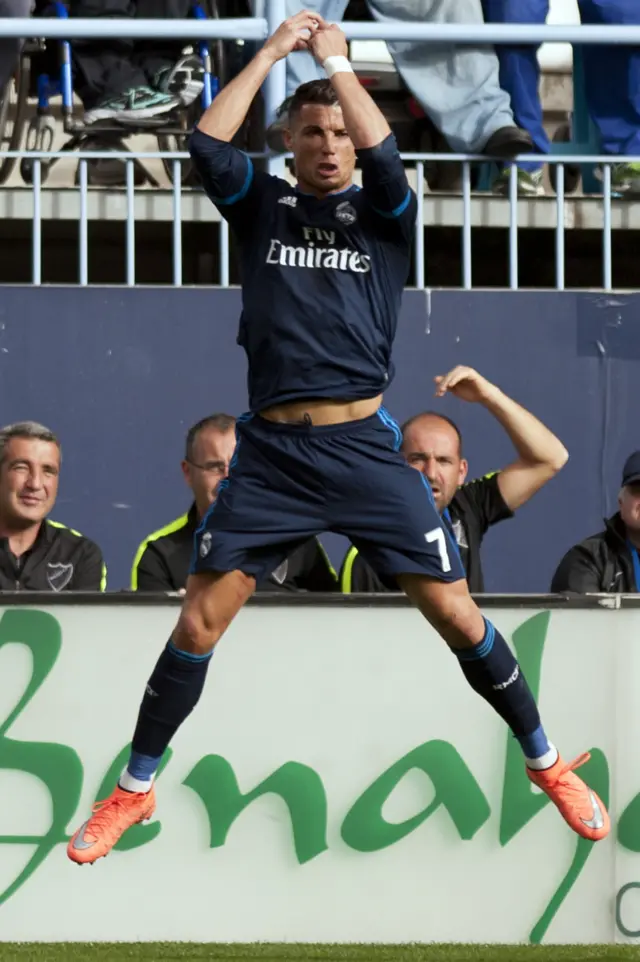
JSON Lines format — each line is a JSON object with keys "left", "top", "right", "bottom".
{"left": 323, "top": 55, "right": 354, "bottom": 79}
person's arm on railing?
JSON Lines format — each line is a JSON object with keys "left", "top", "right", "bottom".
{"left": 71, "top": 539, "right": 107, "bottom": 592}
{"left": 190, "top": 10, "right": 322, "bottom": 210}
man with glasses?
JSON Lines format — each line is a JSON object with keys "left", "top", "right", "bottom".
{"left": 131, "top": 413, "right": 336, "bottom": 594}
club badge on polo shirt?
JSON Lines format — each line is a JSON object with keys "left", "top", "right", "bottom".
{"left": 452, "top": 519, "right": 468, "bottom": 549}
{"left": 47, "top": 562, "right": 74, "bottom": 592}
{"left": 271, "top": 559, "right": 288, "bottom": 585}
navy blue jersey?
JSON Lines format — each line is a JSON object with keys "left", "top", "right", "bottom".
{"left": 189, "top": 128, "right": 417, "bottom": 412}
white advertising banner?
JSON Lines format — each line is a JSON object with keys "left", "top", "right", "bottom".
{"left": 0, "top": 601, "right": 638, "bottom": 945}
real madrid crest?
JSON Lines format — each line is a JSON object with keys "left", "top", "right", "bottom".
{"left": 199, "top": 531, "right": 212, "bottom": 558}
{"left": 334, "top": 201, "right": 357, "bottom": 226}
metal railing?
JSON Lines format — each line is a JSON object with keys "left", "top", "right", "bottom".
{"left": 0, "top": 14, "right": 637, "bottom": 289}
{"left": 0, "top": 147, "right": 625, "bottom": 291}
{"left": 3, "top": 15, "right": 640, "bottom": 129}
{"left": 406, "top": 151, "right": 619, "bottom": 292}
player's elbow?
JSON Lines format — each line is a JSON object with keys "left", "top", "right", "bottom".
{"left": 188, "top": 129, "right": 207, "bottom": 174}
{"left": 188, "top": 126, "right": 230, "bottom": 161}
{"left": 547, "top": 442, "right": 569, "bottom": 474}
{"left": 527, "top": 440, "right": 569, "bottom": 476}
{"left": 188, "top": 126, "right": 211, "bottom": 159}
{"left": 354, "top": 133, "right": 391, "bottom": 151}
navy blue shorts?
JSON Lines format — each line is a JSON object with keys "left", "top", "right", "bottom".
{"left": 191, "top": 407, "right": 465, "bottom": 584}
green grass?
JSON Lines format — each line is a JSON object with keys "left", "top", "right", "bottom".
{"left": 0, "top": 946, "right": 639, "bottom": 962}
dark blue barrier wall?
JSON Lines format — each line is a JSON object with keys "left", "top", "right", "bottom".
{"left": 0, "top": 287, "right": 636, "bottom": 591}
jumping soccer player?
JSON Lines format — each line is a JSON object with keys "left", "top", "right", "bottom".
{"left": 67, "top": 11, "right": 609, "bottom": 863}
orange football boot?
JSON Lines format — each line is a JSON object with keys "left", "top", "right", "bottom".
{"left": 527, "top": 752, "right": 610, "bottom": 841}
{"left": 67, "top": 784, "right": 156, "bottom": 864}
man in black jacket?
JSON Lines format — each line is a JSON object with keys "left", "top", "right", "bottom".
{"left": 551, "top": 451, "right": 640, "bottom": 593}
{"left": 132, "top": 413, "right": 337, "bottom": 593}
{"left": 341, "top": 365, "right": 568, "bottom": 593}
{"left": 0, "top": 420, "right": 105, "bottom": 591}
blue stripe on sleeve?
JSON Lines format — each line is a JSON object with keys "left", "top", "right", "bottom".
{"left": 213, "top": 157, "right": 254, "bottom": 206}
{"left": 372, "top": 188, "right": 412, "bottom": 220}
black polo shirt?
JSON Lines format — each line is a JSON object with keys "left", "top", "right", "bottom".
{"left": 340, "top": 473, "right": 513, "bottom": 594}
{"left": 0, "top": 519, "right": 106, "bottom": 591}
{"left": 131, "top": 504, "right": 337, "bottom": 593}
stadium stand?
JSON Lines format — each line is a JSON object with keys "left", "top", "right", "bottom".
{"left": 0, "top": 0, "right": 635, "bottom": 288}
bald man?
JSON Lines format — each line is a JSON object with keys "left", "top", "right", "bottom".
{"left": 340, "top": 365, "right": 568, "bottom": 593}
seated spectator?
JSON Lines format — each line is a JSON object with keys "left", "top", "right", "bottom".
{"left": 0, "top": 420, "right": 105, "bottom": 591}
{"left": 131, "top": 413, "right": 337, "bottom": 593}
{"left": 0, "top": 0, "right": 32, "bottom": 91}
{"left": 551, "top": 452, "right": 640, "bottom": 593}
{"left": 340, "top": 365, "right": 568, "bottom": 592}
{"left": 483, "top": 0, "right": 640, "bottom": 196}
{"left": 366, "top": 0, "right": 532, "bottom": 161}
{"left": 267, "top": 0, "right": 532, "bottom": 164}
{"left": 67, "top": 0, "right": 203, "bottom": 125}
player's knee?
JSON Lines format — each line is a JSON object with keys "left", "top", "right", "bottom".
{"left": 173, "top": 607, "right": 221, "bottom": 655}
{"left": 173, "top": 571, "right": 255, "bottom": 655}
{"left": 434, "top": 594, "right": 484, "bottom": 647}
{"left": 399, "top": 574, "right": 485, "bottom": 647}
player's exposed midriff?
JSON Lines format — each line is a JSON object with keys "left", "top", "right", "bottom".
{"left": 259, "top": 394, "right": 383, "bottom": 427}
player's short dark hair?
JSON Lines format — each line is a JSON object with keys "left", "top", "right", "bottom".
{"left": 185, "top": 414, "right": 236, "bottom": 460}
{"left": 400, "top": 411, "right": 463, "bottom": 458}
{"left": 288, "top": 79, "right": 340, "bottom": 124}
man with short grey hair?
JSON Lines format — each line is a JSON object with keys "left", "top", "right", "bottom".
{"left": 0, "top": 421, "right": 106, "bottom": 591}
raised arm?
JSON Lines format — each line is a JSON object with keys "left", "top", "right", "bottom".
{"left": 308, "top": 23, "right": 416, "bottom": 236}
{"left": 308, "top": 23, "right": 390, "bottom": 149}
{"left": 191, "top": 12, "right": 325, "bottom": 225}
{"left": 434, "top": 366, "right": 569, "bottom": 512}
{"left": 197, "top": 10, "right": 324, "bottom": 143}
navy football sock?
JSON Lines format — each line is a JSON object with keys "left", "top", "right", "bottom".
{"left": 120, "top": 641, "right": 212, "bottom": 792}
{"left": 453, "top": 619, "right": 557, "bottom": 769}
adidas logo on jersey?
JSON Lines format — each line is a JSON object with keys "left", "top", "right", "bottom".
{"left": 278, "top": 195, "right": 298, "bottom": 207}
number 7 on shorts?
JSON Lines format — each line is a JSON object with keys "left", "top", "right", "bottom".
{"left": 425, "top": 527, "right": 451, "bottom": 573}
